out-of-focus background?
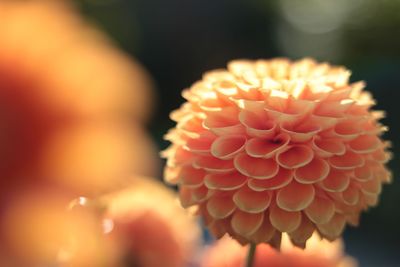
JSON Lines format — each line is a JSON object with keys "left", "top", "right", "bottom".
{"left": 73, "top": 0, "right": 400, "bottom": 266}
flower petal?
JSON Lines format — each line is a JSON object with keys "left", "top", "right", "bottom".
{"left": 248, "top": 216, "right": 276, "bottom": 244}
{"left": 231, "top": 210, "right": 264, "bottom": 237}
{"left": 276, "top": 145, "right": 314, "bottom": 169}
{"left": 342, "top": 184, "right": 360, "bottom": 205}
{"left": 234, "top": 154, "right": 279, "bottom": 179}
{"left": 294, "top": 158, "right": 330, "bottom": 184}
{"left": 280, "top": 120, "right": 321, "bottom": 143}
{"left": 311, "top": 137, "right": 345, "bottom": 158}
{"left": 304, "top": 196, "right": 335, "bottom": 224}
{"left": 288, "top": 215, "right": 314, "bottom": 248}
{"left": 317, "top": 213, "right": 346, "bottom": 241}
{"left": 184, "top": 132, "right": 215, "bottom": 155}
{"left": 359, "top": 178, "right": 382, "bottom": 195}
{"left": 329, "top": 151, "right": 365, "bottom": 170}
{"left": 233, "top": 186, "right": 272, "bottom": 213}
{"left": 211, "top": 135, "right": 246, "bottom": 159}
{"left": 269, "top": 205, "right": 301, "bottom": 232}
{"left": 248, "top": 168, "right": 293, "bottom": 191}
{"left": 276, "top": 181, "right": 315, "bottom": 211}
{"left": 348, "top": 135, "right": 380, "bottom": 154}
{"left": 245, "top": 133, "right": 290, "bottom": 158}
{"left": 204, "top": 172, "right": 247, "bottom": 190}
{"left": 194, "top": 156, "right": 235, "bottom": 173}
{"left": 207, "top": 194, "right": 236, "bottom": 219}
{"left": 239, "top": 109, "right": 276, "bottom": 138}
{"left": 353, "top": 165, "right": 373, "bottom": 182}
{"left": 179, "top": 165, "right": 205, "bottom": 187}
{"left": 318, "top": 169, "right": 350, "bottom": 192}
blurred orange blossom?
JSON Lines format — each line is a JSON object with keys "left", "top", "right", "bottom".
{"left": 0, "top": 186, "right": 112, "bottom": 267}
{"left": 0, "top": 0, "right": 159, "bottom": 265}
{"left": 100, "top": 176, "right": 201, "bottom": 267}
{"left": 163, "top": 58, "right": 392, "bottom": 247}
{"left": 0, "top": 0, "right": 158, "bottom": 197}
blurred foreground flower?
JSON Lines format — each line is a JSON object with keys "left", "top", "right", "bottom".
{"left": 0, "top": 187, "right": 113, "bottom": 267}
{"left": 100, "top": 176, "right": 201, "bottom": 267}
{"left": 0, "top": 0, "right": 154, "bottom": 120}
{"left": 0, "top": 1, "right": 159, "bottom": 265}
{"left": 201, "top": 233, "right": 357, "bottom": 267}
{"left": 0, "top": 0, "right": 158, "bottom": 197}
{"left": 163, "top": 58, "right": 391, "bottom": 247}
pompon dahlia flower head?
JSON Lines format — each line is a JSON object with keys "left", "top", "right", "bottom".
{"left": 163, "top": 58, "right": 392, "bottom": 248}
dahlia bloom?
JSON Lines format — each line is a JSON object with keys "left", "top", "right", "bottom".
{"left": 163, "top": 58, "right": 391, "bottom": 246}
{"left": 201, "top": 233, "right": 357, "bottom": 267}
{"left": 100, "top": 176, "right": 201, "bottom": 267}
{"left": 0, "top": 0, "right": 157, "bottom": 196}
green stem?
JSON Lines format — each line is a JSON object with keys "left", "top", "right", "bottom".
{"left": 245, "top": 243, "right": 257, "bottom": 267}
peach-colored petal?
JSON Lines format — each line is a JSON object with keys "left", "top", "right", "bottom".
{"left": 233, "top": 186, "right": 272, "bottom": 213}
{"left": 311, "top": 137, "right": 346, "bottom": 158}
{"left": 370, "top": 148, "right": 391, "bottom": 163}
{"left": 179, "top": 186, "right": 197, "bottom": 208}
{"left": 231, "top": 210, "right": 264, "bottom": 237}
{"left": 204, "top": 172, "right": 248, "bottom": 190}
{"left": 280, "top": 120, "right": 321, "bottom": 143}
{"left": 276, "top": 145, "right": 314, "bottom": 169}
{"left": 359, "top": 178, "right": 382, "bottom": 195}
{"left": 341, "top": 184, "right": 360, "bottom": 206}
{"left": 239, "top": 109, "right": 276, "bottom": 138}
{"left": 277, "top": 181, "right": 315, "bottom": 211}
{"left": 353, "top": 165, "right": 372, "bottom": 182}
{"left": 211, "top": 135, "right": 246, "bottom": 160}
{"left": 348, "top": 135, "right": 380, "bottom": 154}
{"left": 329, "top": 151, "right": 365, "bottom": 170}
{"left": 177, "top": 115, "right": 205, "bottom": 138}
{"left": 207, "top": 194, "right": 236, "bottom": 219}
{"left": 304, "top": 196, "right": 335, "bottom": 224}
{"left": 363, "top": 194, "right": 379, "bottom": 206}
{"left": 203, "top": 107, "right": 239, "bottom": 129}
{"left": 269, "top": 205, "right": 301, "bottom": 232}
{"left": 179, "top": 165, "right": 205, "bottom": 187}
{"left": 184, "top": 133, "right": 215, "bottom": 155}
{"left": 288, "top": 215, "right": 314, "bottom": 248}
{"left": 248, "top": 168, "right": 293, "bottom": 191}
{"left": 194, "top": 156, "right": 235, "bottom": 173}
{"left": 210, "top": 124, "right": 246, "bottom": 136}
{"left": 237, "top": 82, "right": 262, "bottom": 100}
{"left": 191, "top": 185, "right": 211, "bottom": 202}
{"left": 248, "top": 216, "right": 276, "bottom": 244}
{"left": 317, "top": 214, "right": 346, "bottom": 241}
{"left": 332, "top": 119, "right": 364, "bottom": 140}
{"left": 319, "top": 169, "right": 350, "bottom": 192}
{"left": 208, "top": 219, "right": 232, "bottom": 240}
{"left": 314, "top": 99, "right": 353, "bottom": 118}
{"left": 294, "top": 158, "right": 330, "bottom": 184}
{"left": 245, "top": 133, "right": 290, "bottom": 158}
{"left": 234, "top": 154, "right": 279, "bottom": 179}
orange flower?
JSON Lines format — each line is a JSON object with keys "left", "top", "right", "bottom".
{"left": 0, "top": 0, "right": 157, "bottom": 196}
{"left": 201, "top": 233, "right": 357, "bottom": 267}
{"left": 100, "top": 176, "right": 201, "bottom": 267}
{"left": 0, "top": 0, "right": 153, "bottom": 120}
{"left": 163, "top": 58, "right": 391, "bottom": 247}
{"left": 0, "top": 187, "right": 112, "bottom": 267}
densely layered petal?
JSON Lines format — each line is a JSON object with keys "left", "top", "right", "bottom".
{"left": 163, "top": 58, "right": 391, "bottom": 246}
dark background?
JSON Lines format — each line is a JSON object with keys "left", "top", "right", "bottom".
{"left": 74, "top": 0, "right": 400, "bottom": 266}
